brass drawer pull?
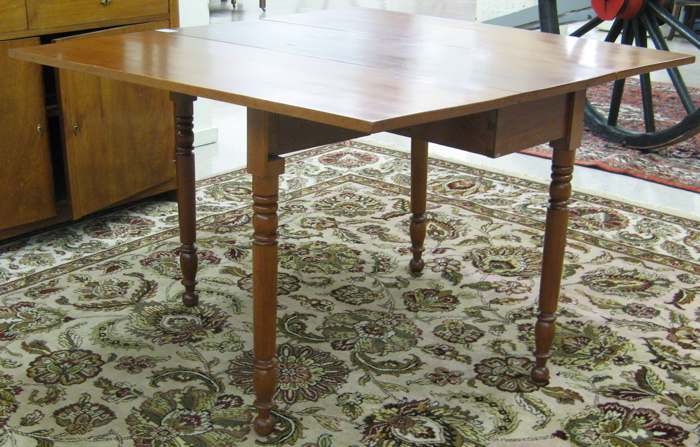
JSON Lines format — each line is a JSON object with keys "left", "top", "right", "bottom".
{"left": 100, "top": 0, "right": 112, "bottom": 5}
{"left": 37, "top": 124, "right": 43, "bottom": 136}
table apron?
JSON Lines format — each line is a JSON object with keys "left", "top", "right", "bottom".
{"left": 391, "top": 93, "right": 572, "bottom": 158}
{"left": 254, "top": 113, "right": 369, "bottom": 157}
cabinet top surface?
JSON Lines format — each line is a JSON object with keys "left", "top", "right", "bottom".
{"left": 10, "top": 7, "right": 694, "bottom": 133}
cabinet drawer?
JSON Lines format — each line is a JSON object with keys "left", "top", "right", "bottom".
{"left": 27, "top": 0, "right": 169, "bottom": 30}
{"left": 0, "top": 0, "right": 28, "bottom": 33}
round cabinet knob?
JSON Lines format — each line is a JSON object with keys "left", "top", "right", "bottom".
{"left": 100, "top": 0, "right": 112, "bottom": 5}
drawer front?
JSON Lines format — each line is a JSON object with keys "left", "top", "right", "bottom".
{"left": 27, "top": 0, "right": 169, "bottom": 30}
{"left": 0, "top": 0, "right": 28, "bottom": 33}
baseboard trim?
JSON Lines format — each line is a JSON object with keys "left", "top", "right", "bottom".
{"left": 194, "top": 127, "right": 219, "bottom": 147}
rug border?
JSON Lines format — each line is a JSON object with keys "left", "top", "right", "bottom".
{"left": 521, "top": 147, "right": 700, "bottom": 195}
{"left": 358, "top": 137, "right": 700, "bottom": 222}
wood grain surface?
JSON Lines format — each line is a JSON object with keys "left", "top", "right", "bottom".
{"left": 11, "top": 8, "right": 693, "bottom": 134}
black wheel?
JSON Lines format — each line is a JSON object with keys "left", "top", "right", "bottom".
{"left": 540, "top": 0, "right": 700, "bottom": 150}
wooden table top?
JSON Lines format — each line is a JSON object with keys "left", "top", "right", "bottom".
{"left": 11, "top": 7, "right": 694, "bottom": 134}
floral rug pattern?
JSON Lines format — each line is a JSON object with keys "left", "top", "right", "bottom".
{"left": 1, "top": 141, "right": 699, "bottom": 446}
{"left": 522, "top": 80, "right": 700, "bottom": 193}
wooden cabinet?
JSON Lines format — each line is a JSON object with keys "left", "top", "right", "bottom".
{"left": 0, "top": 0, "right": 179, "bottom": 238}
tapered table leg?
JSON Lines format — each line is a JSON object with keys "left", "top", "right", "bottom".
{"left": 531, "top": 89, "right": 585, "bottom": 383}
{"left": 170, "top": 93, "right": 199, "bottom": 307}
{"left": 409, "top": 139, "right": 429, "bottom": 272}
{"left": 247, "top": 109, "right": 286, "bottom": 436}
{"left": 251, "top": 175, "right": 280, "bottom": 435}
{"left": 531, "top": 147, "right": 575, "bottom": 383}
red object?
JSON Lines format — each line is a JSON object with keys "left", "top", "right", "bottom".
{"left": 591, "top": 0, "right": 645, "bottom": 20}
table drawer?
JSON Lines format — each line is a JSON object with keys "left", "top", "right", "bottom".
{"left": 27, "top": 0, "right": 169, "bottom": 30}
{"left": 0, "top": 0, "right": 28, "bottom": 33}
{"left": 392, "top": 94, "right": 570, "bottom": 158}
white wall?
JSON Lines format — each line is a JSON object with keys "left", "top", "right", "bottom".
{"left": 178, "top": 0, "right": 209, "bottom": 27}
{"left": 476, "top": 0, "right": 538, "bottom": 22}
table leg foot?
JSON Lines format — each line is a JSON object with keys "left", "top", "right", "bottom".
{"left": 171, "top": 92, "right": 199, "bottom": 307}
{"left": 531, "top": 368, "right": 550, "bottom": 384}
{"left": 253, "top": 402, "right": 276, "bottom": 436}
{"left": 180, "top": 244, "right": 199, "bottom": 307}
{"left": 254, "top": 417, "right": 275, "bottom": 436}
{"left": 253, "top": 358, "right": 276, "bottom": 436}
{"left": 409, "top": 139, "right": 429, "bottom": 273}
{"left": 532, "top": 312, "right": 556, "bottom": 383}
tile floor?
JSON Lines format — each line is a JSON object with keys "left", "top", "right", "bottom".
{"left": 195, "top": 0, "right": 699, "bottom": 218}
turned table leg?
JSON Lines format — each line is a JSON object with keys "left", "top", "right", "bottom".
{"left": 409, "top": 139, "right": 429, "bottom": 273}
{"left": 251, "top": 175, "right": 280, "bottom": 435}
{"left": 531, "top": 147, "right": 575, "bottom": 383}
{"left": 247, "top": 109, "right": 286, "bottom": 436}
{"left": 171, "top": 93, "right": 199, "bottom": 308}
{"left": 531, "top": 89, "right": 585, "bottom": 383}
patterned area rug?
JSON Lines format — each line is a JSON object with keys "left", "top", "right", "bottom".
{"left": 522, "top": 80, "right": 700, "bottom": 193}
{"left": 1, "top": 141, "right": 699, "bottom": 446}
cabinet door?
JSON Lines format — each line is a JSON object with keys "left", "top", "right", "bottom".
{"left": 0, "top": 0, "right": 28, "bottom": 33}
{"left": 57, "top": 23, "right": 176, "bottom": 219}
{"left": 0, "top": 38, "right": 56, "bottom": 230}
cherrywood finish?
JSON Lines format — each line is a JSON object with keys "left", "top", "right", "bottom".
{"left": 394, "top": 95, "right": 570, "bottom": 158}
{"left": 410, "top": 139, "right": 429, "bottom": 273}
{"left": 247, "top": 108, "right": 286, "bottom": 435}
{"left": 171, "top": 93, "right": 199, "bottom": 308}
{"left": 11, "top": 8, "right": 693, "bottom": 436}
{"left": 0, "top": 38, "right": 55, "bottom": 230}
{"left": 532, "top": 89, "right": 586, "bottom": 382}
{"left": 267, "top": 8, "right": 689, "bottom": 80}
